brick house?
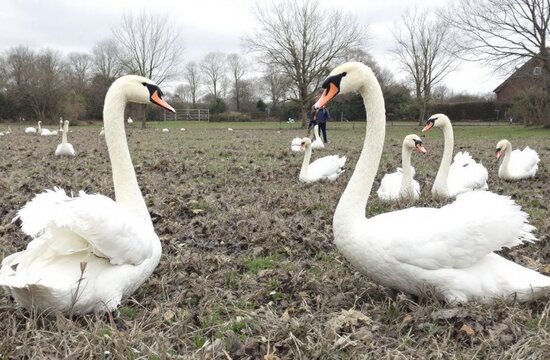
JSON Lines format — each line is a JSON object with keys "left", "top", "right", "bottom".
{"left": 493, "top": 56, "right": 549, "bottom": 103}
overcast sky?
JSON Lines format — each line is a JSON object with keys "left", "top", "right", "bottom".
{"left": 2, "top": 0, "right": 504, "bottom": 95}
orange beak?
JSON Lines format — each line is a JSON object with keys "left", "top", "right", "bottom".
{"left": 313, "top": 83, "right": 339, "bottom": 109}
{"left": 151, "top": 91, "right": 175, "bottom": 113}
{"left": 496, "top": 150, "right": 501, "bottom": 159}
{"left": 416, "top": 143, "right": 427, "bottom": 153}
{"left": 422, "top": 122, "right": 433, "bottom": 132}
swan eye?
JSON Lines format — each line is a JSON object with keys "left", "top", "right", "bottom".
{"left": 496, "top": 147, "right": 502, "bottom": 153}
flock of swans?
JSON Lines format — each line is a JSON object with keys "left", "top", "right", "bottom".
{"left": 0, "top": 63, "right": 546, "bottom": 316}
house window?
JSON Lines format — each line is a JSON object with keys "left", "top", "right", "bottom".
{"left": 533, "top": 66, "right": 542, "bottom": 76}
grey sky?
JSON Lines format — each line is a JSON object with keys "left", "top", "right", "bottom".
{"left": 2, "top": 0, "right": 503, "bottom": 95}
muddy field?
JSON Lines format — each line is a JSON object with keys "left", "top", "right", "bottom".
{"left": 0, "top": 122, "right": 549, "bottom": 359}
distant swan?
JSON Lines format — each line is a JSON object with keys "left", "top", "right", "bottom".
{"left": 290, "top": 137, "right": 302, "bottom": 152}
{"left": 55, "top": 120, "right": 75, "bottom": 157}
{"left": 25, "top": 123, "right": 38, "bottom": 134}
{"left": 496, "top": 139, "right": 539, "bottom": 180}
{"left": 377, "top": 134, "right": 425, "bottom": 201}
{"left": 298, "top": 137, "right": 346, "bottom": 183}
{"left": 315, "top": 61, "right": 549, "bottom": 303}
{"left": 423, "top": 114, "right": 488, "bottom": 197}
{"left": 311, "top": 124, "right": 324, "bottom": 149}
{"left": 0, "top": 75, "right": 176, "bottom": 314}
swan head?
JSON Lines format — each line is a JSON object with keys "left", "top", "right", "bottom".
{"left": 422, "top": 113, "right": 450, "bottom": 132}
{"left": 313, "top": 62, "right": 372, "bottom": 109}
{"left": 404, "top": 134, "right": 427, "bottom": 153}
{"left": 110, "top": 75, "right": 175, "bottom": 113}
{"left": 495, "top": 139, "right": 511, "bottom": 159}
{"left": 300, "top": 137, "right": 312, "bottom": 151}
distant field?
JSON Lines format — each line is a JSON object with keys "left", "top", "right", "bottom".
{"left": 0, "top": 122, "right": 548, "bottom": 358}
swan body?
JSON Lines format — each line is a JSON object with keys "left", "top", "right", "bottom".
{"left": 162, "top": 128, "right": 169, "bottom": 132}
{"left": 38, "top": 121, "right": 53, "bottom": 136}
{"left": 315, "top": 62, "right": 549, "bottom": 303}
{"left": 55, "top": 120, "right": 76, "bottom": 157}
{"left": 25, "top": 124, "right": 37, "bottom": 134}
{"left": 377, "top": 134, "right": 425, "bottom": 201}
{"left": 0, "top": 75, "right": 175, "bottom": 314}
{"left": 496, "top": 139, "right": 539, "bottom": 180}
{"left": 423, "top": 114, "right": 488, "bottom": 197}
{"left": 298, "top": 137, "right": 346, "bottom": 183}
{"left": 180, "top": 128, "right": 186, "bottom": 132}
{"left": 311, "top": 125, "right": 324, "bottom": 149}
{"left": 290, "top": 137, "right": 302, "bottom": 152}
{"left": 127, "top": 117, "right": 133, "bottom": 124}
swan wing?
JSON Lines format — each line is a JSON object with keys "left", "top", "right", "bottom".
{"left": 448, "top": 153, "right": 488, "bottom": 195}
{"left": 371, "top": 191, "right": 536, "bottom": 270}
{"left": 308, "top": 155, "right": 345, "bottom": 180}
{"left": 14, "top": 188, "right": 154, "bottom": 265}
{"left": 377, "top": 171, "right": 403, "bottom": 200}
{"left": 510, "top": 147, "right": 540, "bottom": 176}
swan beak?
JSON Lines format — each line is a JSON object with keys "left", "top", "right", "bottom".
{"left": 422, "top": 122, "right": 433, "bottom": 132}
{"left": 495, "top": 149, "right": 501, "bottom": 159}
{"left": 151, "top": 91, "right": 176, "bottom": 113}
{"left": 313, "top": 83, "right": 339, "bottom": 109}
{"left": 416, "top": 143, "right": 427, "bottom": 153}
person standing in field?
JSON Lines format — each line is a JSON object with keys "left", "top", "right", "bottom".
{"left": 316, "top": 105, "right": 330, "bottom": 143}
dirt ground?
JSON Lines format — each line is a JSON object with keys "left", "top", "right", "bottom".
{"left": 0, "top": 122, "right": 549, "bottom": 359}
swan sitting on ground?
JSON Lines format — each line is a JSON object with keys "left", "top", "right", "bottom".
{"left": 315, "top": 61, "right": 549, "bottom": 303}
{"left": 25, "top": 123, "right": 38, "bottom": 134}
{"left": 496, "top": 139, "right": 539, "bottom": 180}
{"left": 298, "top": 137, "right": 346, "bottom": 183}
{"left": 0, "top": 75, "right": 175, "bottom": 314}
{"left": 38, "top": 121, "right": 53, "bottom": 136}
{"left": 55, "top": 120, "right": 75, "bottom": 157}
{"left": 422, "top": 114, "right": 488, "bottom": 197}
{"left": 290, "top": 137, "right": 302, "bottom": 152}
{"left": 311, "top": 124, "right": 324, "bottom": 149}
{"left": 377, "top": 134, "right": 426, "bottom": 201}
{"left": 162, "top": 128, "right": 169, "bottom": 132}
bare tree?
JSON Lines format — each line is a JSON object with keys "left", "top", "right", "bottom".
{"left": 92, "top": 39, "right": 123, "bottom": 80}
{"left": 113, "top": 10, "right": 184, "bottom": 84}
{"left": 244, "top": 0, "right": 366, "bottom": 127}
{"left": 260, "top": 70, "right": 292, "bottom": 113}
{"left": 444, "top": 0, "right": 550, "bottom": 72}
{"left": 66, "top": 52, "right": 92, "bottom": 94}
{"left": 200, "top": 52, "right": 226, "bottom": 99}
{"left": 184, "top": 61, "right": 201, "bottom": 106}
{"left": 391, "top": 8, "right": 461, "bottom": 123}
{"left": 226, "top": 53, "right": 248, "bottom": 111}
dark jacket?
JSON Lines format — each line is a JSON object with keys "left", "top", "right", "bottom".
{"left": 316, "top": 108, "right": 330, "bottom": 124}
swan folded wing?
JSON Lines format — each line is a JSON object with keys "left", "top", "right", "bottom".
{"left": 309, "top": 155, "right": 346, "bottom": 180}
{"left": 516, "top": 148, "right": 540, "bottom": 174}
{"left": 448, "top": 162, "right": 488, "bottom": 195}
{"left": 14, "top": 188, "right": 153, "bottom": 266}
{"left": 378, "top": 191, "right": 536, "bottom": 270}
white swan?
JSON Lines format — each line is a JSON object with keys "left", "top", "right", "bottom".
{"left": 311, "top": 124, "right": 324, "bottom": 149}
{"left": 377, "top": 134, "right": 425, "bottom": 201}
{"left": 422, "top": 114, "right": 488, "bottom": 197}
{"left": 127, "top": 116, "right": 133, "bottom": 124}
{"left": 0, "top": 75, "right": 176, "bottom": 314}
{"left": 38, "top": 121, "right": 53, "bottom": 136}
{"left": 162, "top": 128, "right": 169, "bottom": 132}
{"left": 55, "top": 120, "right": 75, "bottom": 157}
{"left": 298, "top": 137, "right": 346, "bottom": 183}
{"left": 496, "top": 139, "right": 539, "bottom": 180}
{"left": 290, "top": 137, "right": 302, "bottom": 152}
{"left": 25, "top": 123, "right": 37, "bottom": 134}
{"left": 315, "top": 61, "right": 549, "bottom": 303}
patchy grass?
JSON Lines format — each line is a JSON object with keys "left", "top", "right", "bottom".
{"left": 0, "top": 121, "right": 549, "bottom": 358}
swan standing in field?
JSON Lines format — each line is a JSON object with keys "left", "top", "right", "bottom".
{"left": 298, "top": 137, "right": 346, "bottom": 183}
{"left": 496, "top": 139, "right": 539, "bottom": 180}
{"left": 311, "top": 124, "right": 325, "bottom": 149}
{"left": 315, "top": 61, "right": 549, "bottom": 303}
{"left": 0, "top": 75, "right": 175, "bottom": 314}
{"left": 377, "top": 134, "right": 426, "bottom": 201}
{"left": 422, "top": 114, "right": 488, "bottom": 197}
{"left": 55, "top": 120, "right": 75, "bottom": 157}
{"left": 290, "top": 137, "right": 302, "bottom": 152}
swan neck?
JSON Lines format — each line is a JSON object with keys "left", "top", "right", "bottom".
{"left": 61, "top": 123, "right": 68, "bottom": 144}
{"left": 399, "top": 146, "right": 413, "bottom": 197}
{"left": 103, "top": 86, "right": 151, "bottom": 224}
{"left": 299, "top": 145, "right": 312, "bottom": 181}
{"left": 335, "top": 75, "right": 385, "bottom": 222}
{"left": 432, "top": 124, "right": 453, "bottom": 196}
{"left": 501, "top": 143, "right": 512, "bottom": 170}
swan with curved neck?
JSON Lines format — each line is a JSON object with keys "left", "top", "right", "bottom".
{"left": 298, "top": 137, "right": 346, "bottom": 183}
{"left": 314, "top": 62, "right": 549, "bottom": 303}
{"left": 311, "top": 124, "right": 324, "bottom": 149}
{"left": 422, "top": 114, "right": 488, "bottom": 197}
{"left": 377, "top": 134, "right": 426, "bottom": 201}
{"left": 0, "top": 75, "right": 175, "bottom": 314}
{"left": 55, "top": 120, "right": 75, "bottom": 156}
{"left": 496, "top": 139, "right": 539, "bottom": 180}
